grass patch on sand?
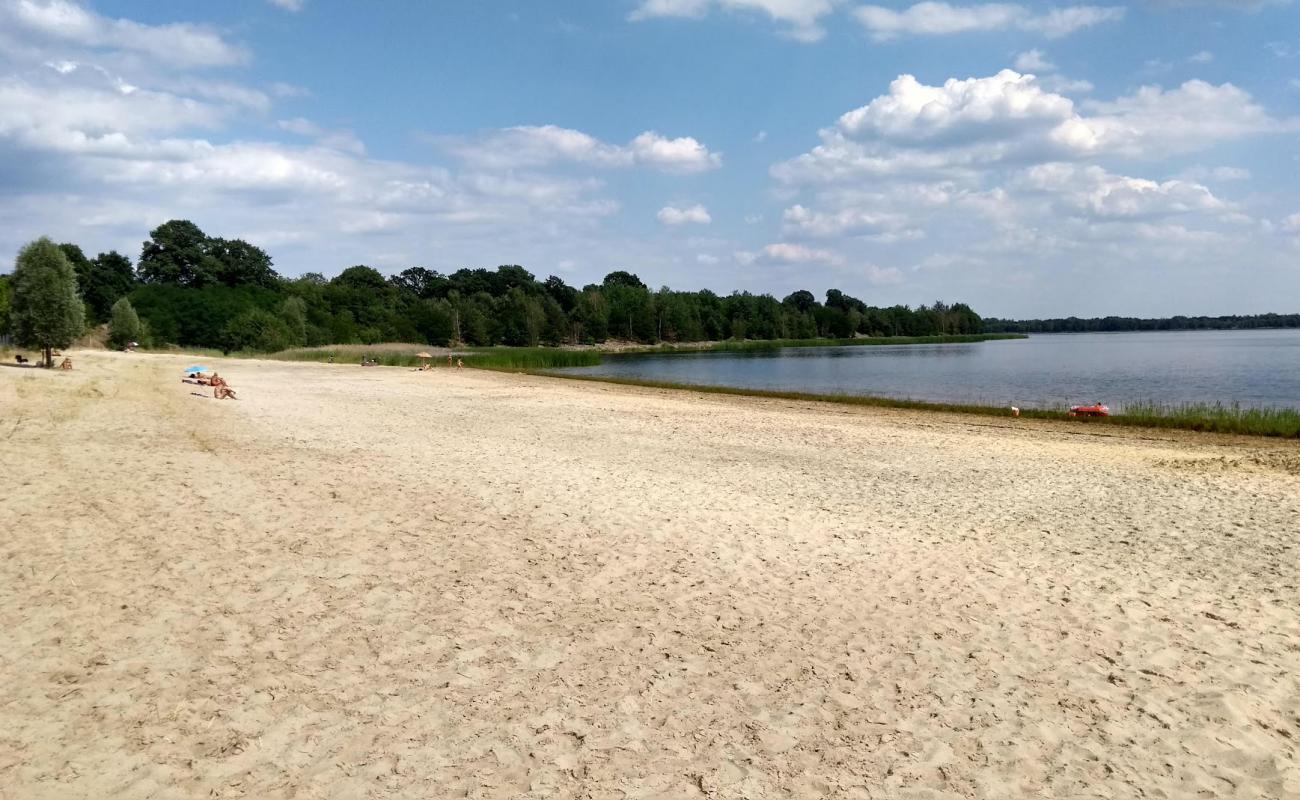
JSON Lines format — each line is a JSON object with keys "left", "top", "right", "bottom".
{"left": 271, "top": 344, "right": 600, "bottom": 369}
{"left": 272, "top": 344, "right": 434, "bottom": 367}
{"left": 136, "top": 347, "right": 230, "bottom": 359}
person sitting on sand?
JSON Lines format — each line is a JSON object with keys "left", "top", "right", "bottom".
{"left": 58, "top": 357, "right": 72, "bottom": 370}
{"left": 211, "top": 373, "right": 238, "bottom": 400}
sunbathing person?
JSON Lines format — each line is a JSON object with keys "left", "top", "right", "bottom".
{"left": 209, "top": 373, "right": 238, "bottom": 400}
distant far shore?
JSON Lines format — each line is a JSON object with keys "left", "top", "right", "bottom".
{"left": 984, "top": 312, "right": 1300, "bottom": 334}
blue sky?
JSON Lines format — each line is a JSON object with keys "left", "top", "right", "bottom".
{"left": 1, "top": 0, "right": 1298, "bottom": 317}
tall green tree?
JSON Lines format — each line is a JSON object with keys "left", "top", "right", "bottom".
{"left": 11, "top": 238, "right": 86, "bottom": 367}
{"left": 107, "top": 297, "right": 145, "bottom": 349}
{"left": 497, "top": 287, "right": 543, "bottom": 346}
{"left": 58, "top": 243, "right": 93, "bottom": 291}
{"left": 603, "top": 270, "right": 646, "bottom": 290}
{"left": 392, "top": 267, "right": 446, "bottom": 299}
{"left": 209, "top": 238, "right": 279, "bottom": 288}
{"left": 280, "top": 296, "right": 308, "bottom": 346}
{"left": 80, "top": 250, "right": 137, "bottom": 323}
{"left": 138, "top": 220, "right": 221, "bottom": 287}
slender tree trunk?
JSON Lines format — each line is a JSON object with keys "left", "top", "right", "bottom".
{"left": 44, "top": 346, "right": 52, "bottom": 368}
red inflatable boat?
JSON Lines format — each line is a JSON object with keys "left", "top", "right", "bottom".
{"left": 1069, "top": 403, "right": 1110, "bottom": 418}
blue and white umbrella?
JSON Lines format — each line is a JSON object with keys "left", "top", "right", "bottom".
{"left": 184, "top": 365, "right": 210, "bottom": 374}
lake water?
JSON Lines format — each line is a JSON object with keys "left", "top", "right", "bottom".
{"left": 556, "top": 329, "right": 1300, "bottom": 410}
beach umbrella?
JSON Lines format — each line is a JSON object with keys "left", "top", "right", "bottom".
{"left": 415, "top": 351, "right": 433, "bottom": 359}
{"left": 184, "top": 365, "right": 209, "bottom": 374}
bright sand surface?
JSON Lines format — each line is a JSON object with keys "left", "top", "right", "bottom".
{"left": 2, "top": 351, "right": 1298, "bottom": 799}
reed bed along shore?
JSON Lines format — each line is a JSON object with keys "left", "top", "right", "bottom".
{"left": 1112, "top": 400, "right": 1300, "bottom": 438}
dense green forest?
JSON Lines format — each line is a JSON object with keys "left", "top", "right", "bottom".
{"left": 984, "top": 313, "right": 1300, "bottom": 333}
{"left": 0, "top": 220, "right": 984, "bottom": 352}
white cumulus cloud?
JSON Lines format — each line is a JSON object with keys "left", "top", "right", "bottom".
{"left": 1018, "top": 163, "right": 1231, "bottom": 219}
{"left": 658, "top": 204, "right": 712, "bottom": 225}
{"left": 628, "top": 131, "right": 722, "bottom": 172}
{"left": 836, "top": 70, "right": 1074, "bottom": 143}
{"left": 773, "top": 71, "right": 1286, "bottom": 185}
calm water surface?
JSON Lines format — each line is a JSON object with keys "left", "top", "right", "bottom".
{"left": 557, "top": 329, "right": 1300, "bottom": 410}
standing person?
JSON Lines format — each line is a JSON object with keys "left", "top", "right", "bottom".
{"left": 456, "top": 358, "right": 463, "bottom": 369}
{"left": 447, "top": 354, "right": 453, "bottom": 367}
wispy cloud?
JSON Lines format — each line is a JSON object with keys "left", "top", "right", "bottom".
{"left": 854, "top": 3, "right": 1124, "bottom": 41}
{"left": 629, "top": 0, "right": 836, "bottom": 42}
{"left": 0, "top": 0, "right": 248, "bottom": 67}
{"left": 442, "top": 125, "right": 722, "bottom": 174}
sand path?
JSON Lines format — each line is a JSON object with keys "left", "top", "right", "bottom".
{"left": 2, "top": 352, "right": 1298, "bottom": 799}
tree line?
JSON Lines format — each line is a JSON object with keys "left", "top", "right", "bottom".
{"left": 0, "top": 220, "right": 984, "bottom": 356}
{"left": 984, "top": 314, "right": 1300, "bottom": 334}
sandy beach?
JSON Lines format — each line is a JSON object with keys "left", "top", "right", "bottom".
{"left": 1, "top": 351, "right": 1297, "bottom": 799}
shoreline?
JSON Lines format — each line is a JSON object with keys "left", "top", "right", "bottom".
{"left": 25, "top": 341, "right": 1297, "bottom": 439}
{"left": 515, "top": 370, "right": 1300, "bottom": 440}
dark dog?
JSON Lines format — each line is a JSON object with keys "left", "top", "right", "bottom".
{"left": 14, "top": 354, "right": 28, "bottom": 364}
